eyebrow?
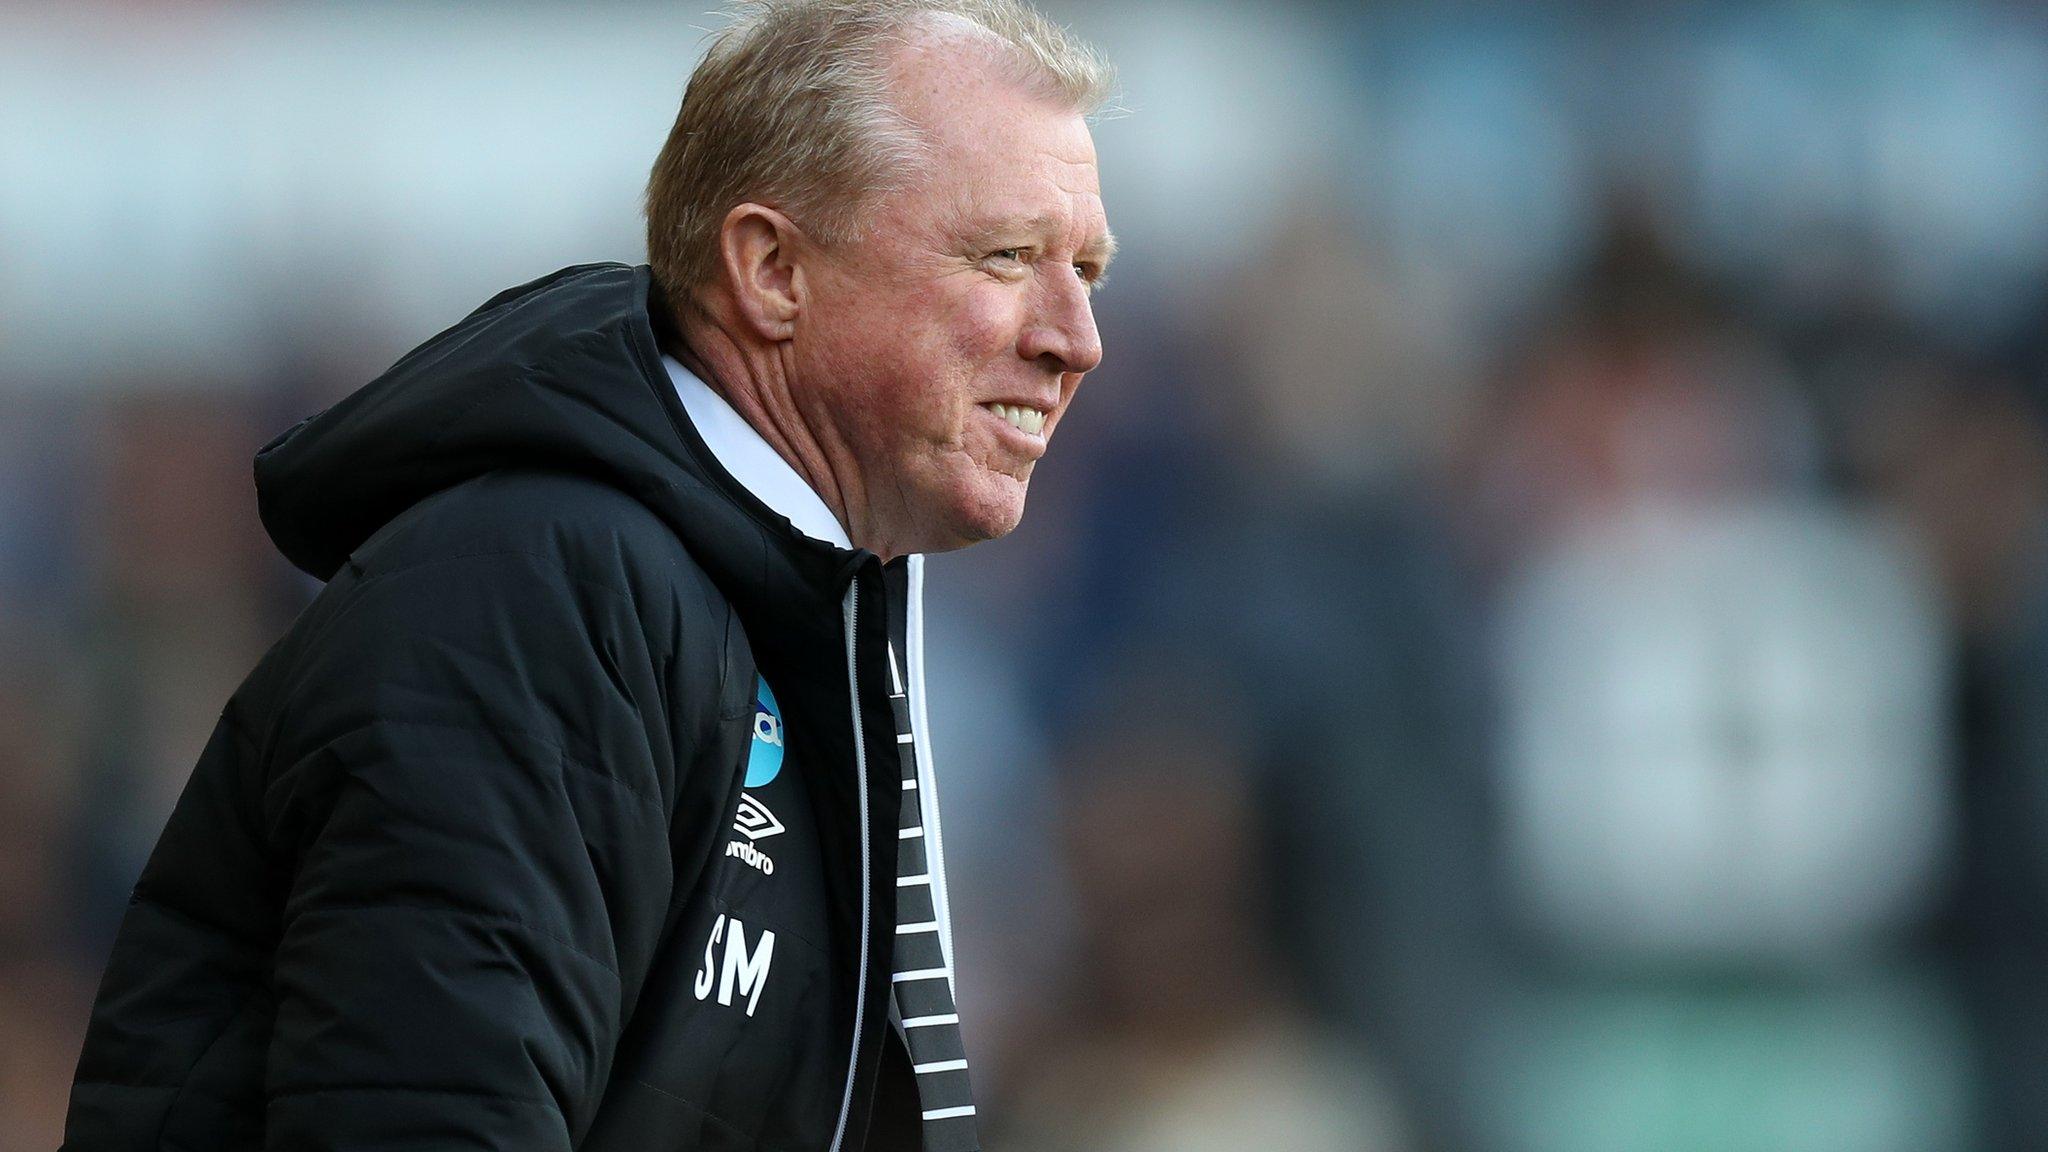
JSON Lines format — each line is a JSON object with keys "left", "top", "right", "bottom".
{"left": 1087, "top": 228, "right": 1119, "bottom": 271}
{"left": 980, "top": 211, "right": 1117, "bottom": 269}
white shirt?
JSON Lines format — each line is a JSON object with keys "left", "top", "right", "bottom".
{"left": 663, "top": 355, "right": 852, "bottom": 550}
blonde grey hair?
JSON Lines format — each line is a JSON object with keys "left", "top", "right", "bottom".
{"left": 645, "top": 0, "right": 1115, "bottom": 302}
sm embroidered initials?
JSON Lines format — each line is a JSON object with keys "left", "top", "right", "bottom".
{"left": 693, "top": 914, "right": 777, "bottom": 1017}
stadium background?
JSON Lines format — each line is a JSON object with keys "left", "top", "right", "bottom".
{"left": 4, "top": 1, "right": 2048, "bottom": 1149}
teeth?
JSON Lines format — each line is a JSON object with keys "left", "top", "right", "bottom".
{"left": 986, "top": 402, "right": 1046, "bottom": 436}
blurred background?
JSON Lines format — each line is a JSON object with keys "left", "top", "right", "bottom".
{"left": 5, "top": 0, "right": 2048, "bottom": 1148}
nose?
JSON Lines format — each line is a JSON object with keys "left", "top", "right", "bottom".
{"left": 1018, "top": 268, "right": 1103, "bottom": 375}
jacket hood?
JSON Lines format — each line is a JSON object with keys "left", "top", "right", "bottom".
{"left": 256, "top": 263, "right": 860, "bottom": 605}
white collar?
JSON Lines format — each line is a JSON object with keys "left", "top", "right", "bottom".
{"left": 663, "top": 354, "right": 852, "bottom": 549}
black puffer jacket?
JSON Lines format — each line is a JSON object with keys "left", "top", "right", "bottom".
{"left": 63, "top": 264, "right": 944, "bottom": 1151}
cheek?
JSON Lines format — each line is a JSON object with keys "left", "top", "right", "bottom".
{"left": 806, "top": 297, "right": 894, "bottom": 379}
{"left": 897, "top": 294, "right": 1020, "bottom": 431}
{"left": 803, "top": 282, "right": 1026, "bottom": 453}
{"left": 958, "top": 288, "right": 1024, "bottom": 361}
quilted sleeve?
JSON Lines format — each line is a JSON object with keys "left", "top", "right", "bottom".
{"left": 257, "top": 547, "right": 677, "bottom": 1150}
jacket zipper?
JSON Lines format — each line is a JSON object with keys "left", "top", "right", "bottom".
{"left": 828, "top": 580, "right": 871, "bottom": 1152}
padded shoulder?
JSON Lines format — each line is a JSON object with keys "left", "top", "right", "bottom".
{"left": 352, "top": 470, "right": 678, "bottom": 582}
{"left": 353, "top": 470, "right": 728, "bottom": 659}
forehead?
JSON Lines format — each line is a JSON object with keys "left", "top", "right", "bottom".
{"left": 881, "top": 31, "right": 1106, "bottom": 243}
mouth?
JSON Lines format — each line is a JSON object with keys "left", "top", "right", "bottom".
{"left": 981, "top": 401, "right": 1048, "bottom": 438}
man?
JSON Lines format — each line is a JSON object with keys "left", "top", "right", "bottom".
{"left": 61, "top": 2, "right": 1114, "bottom": 1149}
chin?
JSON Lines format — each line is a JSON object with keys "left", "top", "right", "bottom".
{"left": 928, "top": 476, "right": 1029, "bottom": 551}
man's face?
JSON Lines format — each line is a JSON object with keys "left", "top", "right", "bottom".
{"left": 791, "top": 42, "right": 1112, "bottom": 557}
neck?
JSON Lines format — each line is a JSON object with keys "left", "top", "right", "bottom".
{"left": 670, "top": 311, "right": 883, "bottom": 554}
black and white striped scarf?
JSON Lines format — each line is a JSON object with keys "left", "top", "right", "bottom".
{"left": 886, "top": 642, "right": 978, "bottom": 1151}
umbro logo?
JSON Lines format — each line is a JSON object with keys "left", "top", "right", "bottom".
{"left": 734, "top": 793, "right": 785, "bottom": 841}
{"left": 727, "top": 793, "right": 784, "bottom": 875}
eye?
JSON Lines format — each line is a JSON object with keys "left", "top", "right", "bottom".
{"left": 979, "top": 248, "right": 1031, "bottom": 281}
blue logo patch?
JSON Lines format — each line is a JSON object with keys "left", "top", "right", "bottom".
{"left": 746, "top": 676, "right": 785, "bottom": 787}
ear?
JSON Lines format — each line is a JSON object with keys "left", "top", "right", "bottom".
{"left": 716, "top": 203, "right": 807, "bottom": 341}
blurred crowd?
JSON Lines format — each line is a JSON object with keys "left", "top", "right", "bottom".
{"left": 8, "top": 2, "right": 2048, "bottom": 1150}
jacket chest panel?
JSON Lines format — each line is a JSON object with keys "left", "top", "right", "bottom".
{"left": 598, "top": 676, "right": 903, "bottom": 1151}
{"left": 598, "top": 563, "right": 913, "bottom": 1152}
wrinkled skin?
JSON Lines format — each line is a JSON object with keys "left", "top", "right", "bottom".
{"left": 684, "top": 26, "right": 1114, "bottom": 559}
